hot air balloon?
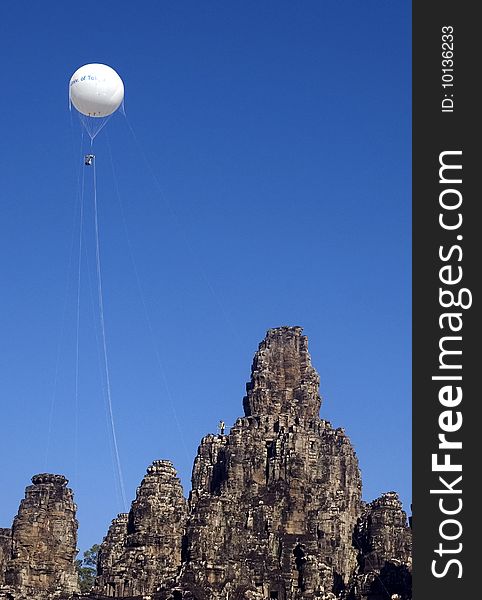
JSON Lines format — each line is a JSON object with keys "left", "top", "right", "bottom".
{"left": 69, "top": 63, "right": 124, "bottom": 139}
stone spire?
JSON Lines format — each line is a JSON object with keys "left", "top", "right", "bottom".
{"left": 347, "top": 492, "right": 412, "bottom": 599}
{"left": 355, "top": 492, "right": 412, "bottom": 572}
{"left": 180, "top": 326, "right": 362, "bottom": 599}
{"left": 3, "top": 474, "right": 79, "bottom": 597}
{"left": 96, "top": 513, "right": 129, "bottom": 583}
{"left": 95, "top": 460, "right": 187, "bottom": 597}
{"left": 0, "top": 326, "right": 411, "bottom": 600}
{"left": 243, "top": 326, "right": 321, "bottom": 419}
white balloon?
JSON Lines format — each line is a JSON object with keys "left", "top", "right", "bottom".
{"left": 69, "top": 64, "right": 124, "bottom": 117}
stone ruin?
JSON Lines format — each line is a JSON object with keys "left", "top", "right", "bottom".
{"left": 0, "top": 326, "right": 412, "bottom": 599}
{"left": 0, "top": 474, "right": 79, "bottom": 599}
{"left": 346, "top": 493, "right": 412, "bottom": 600}
{"left": 96, "top": 460, "right": 187, "bottom": 597}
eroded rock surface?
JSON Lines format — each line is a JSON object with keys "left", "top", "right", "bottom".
{"left": 0, "top": 474, "right": 79, "bottom": 599}
{"left": 344, "top": 493, "right": 412, "bottom": 600}
{"left": 178, "top": 326, "right": 363, "bottom": 600}
{"left": 0, "top": 327, "right": 411, "bottom": 600}
{"left": 0, "top": 528, "right": 11, "bottom": 587}
{"left": 94, "top": 460, "right": 187, "bottom": 597}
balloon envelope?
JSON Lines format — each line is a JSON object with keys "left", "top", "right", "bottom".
{"left": 69, "top": 64, "right": 124, "bottom": 117}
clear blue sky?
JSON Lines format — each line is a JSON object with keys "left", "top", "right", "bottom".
{"left": 0, "top": 1, "right": 411, "bottom": 553}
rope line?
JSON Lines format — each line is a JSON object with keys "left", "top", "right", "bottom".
{"left": 73, "top": 150, "right": 85, "bottom": 487}
{"left": 79, "top": 113, "right": 113, "bottom": 141}
{"left": 105, "top": 133, "right": 191, "bottom": 465}
{"left": 83, "top": 229, "right": 124, "bottom": 510}
{"left": 123, "top": 114, "right": 241, "bottom": 347}
{"left": 92, "top": 152, "right": 128, "bottom": 511}
{"left": 44, "top": 127, "right": 85, "bottom": 469}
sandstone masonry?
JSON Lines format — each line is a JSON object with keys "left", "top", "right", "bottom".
{"left": 0, "top": 474, "right": 79, "bottom": 599}
{"left": 0, "top": 327, "right": 411, "bottom": 600}
{"left": 95, "top": 460, "right": 187, "bottom": 597}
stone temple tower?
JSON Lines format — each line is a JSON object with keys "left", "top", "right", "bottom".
{"left": 179, "top": 326, "right": 363, "bottom": 600}
{"left": 3, "top": 474, "right": 79, "bottom": 597}
{"left": 95, "top": 460, "right": 188, "bottom": 597}
{"left": 0, "top": 326, "right": 411, "bottom": 600}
